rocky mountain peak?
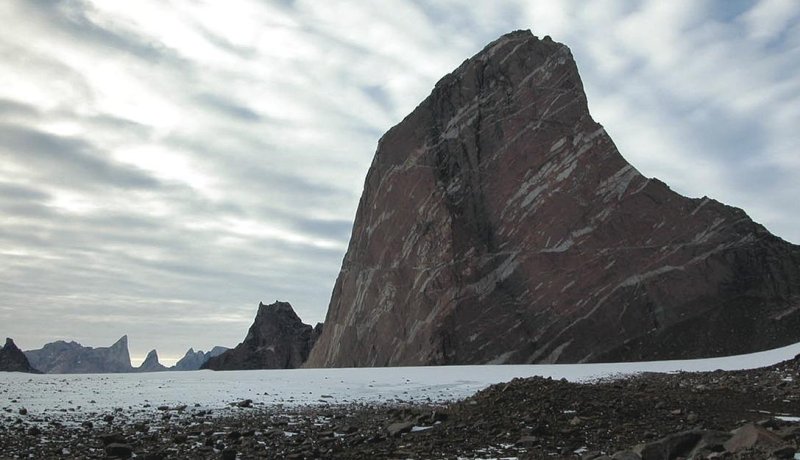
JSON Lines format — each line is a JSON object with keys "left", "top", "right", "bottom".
{"left": 172, "top": 346, "right": 228, "bottom": 371}
{"left": 203, "top": 301, "right": 319, "bottom": 370}
{"left": 25, "top": 337, "right": 133, "bottom": 373}
{"left": 112, "top": 335, "right": 128, "bottom": 349}
{"left": 137, "top": 349, "right": 166, "bottom": 372}
{"left": 305, "top": 31, "right": 800, "bottom": 367}
{"left": 0, "top": 337, "right": 39, "bottom": 373}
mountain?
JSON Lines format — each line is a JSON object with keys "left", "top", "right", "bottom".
{"left": 25, "top": 335, "right": 134, "bottom": 373}
{"left": 171, "top": 346, "right": 228, "bottom": 371}
{"left": 0, "top": 338, "right": 40, "bottom": 373}
{"left": 202, "top": 301, "right": 320, "bottom": 370}
{"left": 136, "top": 349, "right": 167, "bottom": 372}
{"left": 305, "top": 30, "right": 800, "bottom": 367}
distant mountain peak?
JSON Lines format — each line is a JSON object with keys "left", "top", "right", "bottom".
{"left": 25, "top": 337, "right": 133, "bottom": 373}
{"left": 137, "top": 349, "right": 166, "bottom": 372}
{"left": 203, "top": 301, "right": 320, "bottom": 370}
{"left": 1, "top": 337, "right": 39, "bottom": 373}
{"left": 171, "top": 345, "right": 229, "bottom": 371}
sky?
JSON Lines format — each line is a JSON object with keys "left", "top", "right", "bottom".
{"left": 1, "top": 0, "right": 798, "bottom": 366}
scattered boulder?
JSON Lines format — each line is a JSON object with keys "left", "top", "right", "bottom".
{"left": 236, "top": 399, "right": 252, "bottom": 408}
{"left": 386, "top": 421, "right": 414, "bottom": 437}
{"left": 723, "top": 422, "right": 785, "bottom": 453}
{"left": 98, "top": 432, "right": 127, "bottom": 446}
{"left": 773, "top": 445, "right": 797, "bottom": 458}
{"left": 515, "top": 435, "right": 540, "bottom": 447}
{"left": 634, "top": 430, "right": 730, "bottom": 459}
{"left": 611, "top": 452, "right": 641, "bottom": 460}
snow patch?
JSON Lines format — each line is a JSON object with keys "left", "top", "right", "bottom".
{"left": 4, "top": 342, "right": 800, "bottom": 419}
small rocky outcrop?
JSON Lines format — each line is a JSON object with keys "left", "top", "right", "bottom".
{"left": 305, "top": 30, "right": 800, "bottom": 367}
{"left": 202, "top": 301, "right": 319, "bottom": 370}
{"left": 24, "top": 335, "right": 133, "bottom": 373}
{"left": 0, "top": 338, "right": 40, "bottom": 373}
{"left": 136, "top": 349, "right": 167, "bottom": 372}
{"left": 171, "top": 346, "right": 229, "bottom": 371}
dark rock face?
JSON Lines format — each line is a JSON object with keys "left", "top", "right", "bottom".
{"left": 0, "top": 338, "right": 39, "bottom": 373}
{"left": 171, "top": 346, "right": 228, "bottom": 371}
{"left": 305, "top": 30, "right": 800, "bottom": 367}
{"left": 309, "top": 323, "right": 323, "bottom": 352}
{"left": 202, "top": 301, "right": 318, "bottom": 370}
{"left": 136, "top": 349, "right": 167, "bottom": 372}
{"left": 25, "top": 335, "right": 133, "bottom": 373}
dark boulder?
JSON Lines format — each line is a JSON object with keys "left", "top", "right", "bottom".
{"left": 0, "top": 338, "right": 40, "bottom": 373}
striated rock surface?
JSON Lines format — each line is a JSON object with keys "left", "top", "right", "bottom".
{"left": 25, "top": 336, "right": 133, "bottom": 373}
{"left": 136, "top": 349, "right": 167, "bottom": 372}
{"left": 171, "top": 346, "right": 228, "bottom": 371}
{"left": 305, "top": 30, "right": 800, "bottom": 367}
{"left": 202, "top": 301, "right": 318, "bottom": 370}
{"left": 0, "top": 338, "right": 40, "bottom": 373}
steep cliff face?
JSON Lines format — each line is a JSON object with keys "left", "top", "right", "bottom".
{"left": 0, "top": 338, "right": 39, "bottom": 373}
{"left": 25, "top": 335, "right": 133, "bottom": 373}
{"left": 305, "top": 30, "right": 800, "bottom": 367}
{"left": 202, "top": 302, "right": 318, "bottom": 370}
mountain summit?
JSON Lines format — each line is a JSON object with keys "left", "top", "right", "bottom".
{"left": 136, "top": 349, "right": 167, "bottom": 372}
{"left": 305, "top": 30, "right": 800, "bottom": 367}
{"left": 0, "top": 338, "right": 39, "bottom": 373}
{"left": 203, "top": 301, "right": 321, "bottom": 370}
{"left": 25, "top": 335, "right": 133, "bottom": 373}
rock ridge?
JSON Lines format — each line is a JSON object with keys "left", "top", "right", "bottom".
{"left": 0, "top": 338, "right": 40, "bottom": 373}
{"left": 171, "top": 346, "right": 228, "bottom": 371}
{"left": 203, "top": 301, "right": 321, "bottom": 370}
{"left": 136, "top": 349, "right": 167, "bottom": 372}
{"left": 24, "top": 336, "right": 134, "bottom": 374}
{"left": 305, "top": 30, "right": 800, "bottom": 367}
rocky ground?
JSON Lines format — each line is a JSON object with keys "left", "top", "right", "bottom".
{"left": 2, "top": 356, "right": 799, "bottom": 459}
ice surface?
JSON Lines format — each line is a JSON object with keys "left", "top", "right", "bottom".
{"left": 2, "top": 341, "right": 799, "bottom": 421}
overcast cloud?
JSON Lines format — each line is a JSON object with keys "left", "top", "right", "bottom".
{"left": 1, "top": 0, "right": 798, "bottom": 364}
